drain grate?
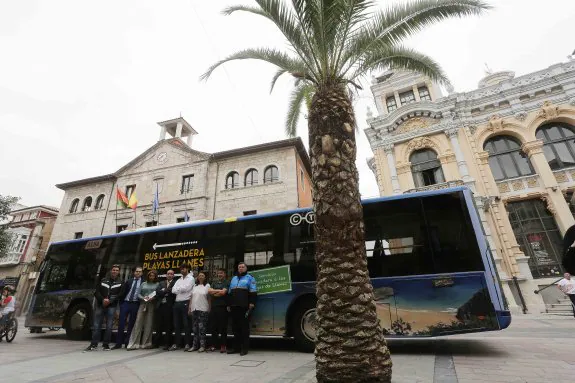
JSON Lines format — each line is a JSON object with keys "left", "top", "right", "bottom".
{"left": 231, "top": 360, "right": 265, "bottom": 368}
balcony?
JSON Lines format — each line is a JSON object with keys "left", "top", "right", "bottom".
{"left": 495, "top": 175, "right": 543, "bottom": 196}
{"left": 0, "top": 252, "right": 20, "bottom": 267}
{"left": 405, "top": 180, "right": 464, "bottom": 194}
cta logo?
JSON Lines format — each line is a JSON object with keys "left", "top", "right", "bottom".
{"left": 289, "top": 211, "right": 315, "bottom": 226}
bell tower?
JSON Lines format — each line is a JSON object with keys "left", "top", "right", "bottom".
{"left": 157, "top": 117, "right": 198, "bottom": 147}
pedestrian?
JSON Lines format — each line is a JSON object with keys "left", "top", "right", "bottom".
{"left": 84, "top": 264, "right": 123, "bottom": 352}
{"left": 127, "top": 270, "right": 159, "bottom": 350}
{"left": 563, "top": 224, "right": 575, "bottom": 275}
{"left": 169, "top": 264, "right": 194, "bottom": 351}
{"left": 188, "top": 271, "right": 210, "bottom": 352}
{"left": 557, "top": 272, "right": 575, "bottom": 318}
{"left": 114, "top": 266, "right": 143, "bottom": 349}
{"left": 153, "top": 269, "right": 176, "bottom": 350}
{"left": 227, "top": 262, "right": 257, "bottom": 356}
{"left": 0, "top": 286, "right": 16, "bottom": 329}
{"left": 208, "top": 268, "right": 229, "bottom": 353}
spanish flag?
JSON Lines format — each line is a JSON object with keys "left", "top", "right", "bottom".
{"left": 128, "top": 190, "right": 138, "bottom": 210}
{"left": 116, "top": 187, "right": 129, "bottom": 208}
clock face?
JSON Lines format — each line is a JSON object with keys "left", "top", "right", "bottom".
{"left": 156, "top": 152, "right": 168, "bottom": 164}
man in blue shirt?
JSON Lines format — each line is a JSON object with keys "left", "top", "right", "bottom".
{"left": 227, "top": 262, "right": 257, "bottom": 356}
{"left": 113, "top": 266, "right": 143, "bottom": 349}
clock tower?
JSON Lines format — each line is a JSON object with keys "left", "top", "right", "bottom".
{"left": 157, "top": 116, "right": 198, "bottom": 147}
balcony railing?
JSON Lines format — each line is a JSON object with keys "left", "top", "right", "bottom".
{"left": 405, "top": 180, "right": 464, "bottom": 194}
{"left": 0, "top": 252, "right": 20, "bottom": 267}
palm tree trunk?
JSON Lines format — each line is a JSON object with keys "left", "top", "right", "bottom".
{"left": 308, "top": 85, "right": 392, "bottom": 383}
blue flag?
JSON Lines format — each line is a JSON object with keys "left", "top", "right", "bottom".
{"left": 184, "top": 211, "right": 190, "bottom": 222}
{"left": 152, "top": 183, "right": 160, "bottom": 215}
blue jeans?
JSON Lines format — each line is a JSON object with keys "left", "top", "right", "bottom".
{"left": 116, "top": 301, "right": 139, "bottom": 346}
{"left": 91, "top": 305, "right": 117, "bottom": 346}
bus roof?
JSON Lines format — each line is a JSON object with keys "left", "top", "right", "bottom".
{"left": 51, "top": 186, "right": 470, "bottom": 246}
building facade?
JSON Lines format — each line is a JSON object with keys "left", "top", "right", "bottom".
{"left": 51, "top": 117, "right": 312, "bottom": 243}
{"left": 365, "top": 58, "right": 575, "bottom": 313}
{"left": 0, "top": 205, "right": 58, "bottom": 315}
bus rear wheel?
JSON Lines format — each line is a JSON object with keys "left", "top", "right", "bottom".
{"left": 291, "top": 299, "right": 317, "bottom": 353}
{"left": 65, "top": 302, "right": 92, "bottom": 341}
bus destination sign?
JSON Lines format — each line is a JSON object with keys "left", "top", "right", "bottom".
{"left": 143, "top": 240, "right": 204, "bottom": 272}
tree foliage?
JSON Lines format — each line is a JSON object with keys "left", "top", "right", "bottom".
{"left": 0, "top": 195, "right": 20, "bottom": 254}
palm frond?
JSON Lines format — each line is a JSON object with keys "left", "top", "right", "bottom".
{"left": 341, "top": 0, "right": 490, "bottom": 76}
{"left": 270, "top": 69, "right": 288, "bottom": 93}
{"left": 286, "top": 82, "right": 315, "bottom": 137}
{"left": 199, "top": 48, "right": 308, "bottom": 82}
{"left": 353, "top": 45, "right": 450, "bottom": 86}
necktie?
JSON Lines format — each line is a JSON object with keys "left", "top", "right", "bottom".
{"left": 128, "top": 279, "right": 138, "bottom": 301}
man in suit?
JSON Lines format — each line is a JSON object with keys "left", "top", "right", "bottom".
{"left": 153, "top": 269, "right": 176, "bottom": 349}
{"left": 113, "top": 266, "right": 143, "bottom": 349}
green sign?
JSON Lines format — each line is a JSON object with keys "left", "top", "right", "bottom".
{"left": 250, "top": 265, "right": 292, "bottom": 295}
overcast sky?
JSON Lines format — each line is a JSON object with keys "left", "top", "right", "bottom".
{"left": 1, "top": 0, "right": 573, "bottom": 209}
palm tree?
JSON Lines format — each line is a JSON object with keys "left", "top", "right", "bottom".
{"left": 202, "top": 1, "right": 490, "bottom": 381}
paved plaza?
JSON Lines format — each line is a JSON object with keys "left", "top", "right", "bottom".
{"left": 1, "top": 314, "right": 574, "bottom": 383}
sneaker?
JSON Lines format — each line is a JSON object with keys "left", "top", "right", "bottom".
{"left": 102, "top": 344, "right": 111, "bottom": 351}
{"left": 83, "top": 345, "right": 97, "bottom": 352}
{"left": 220, "top": 345, "right": 226, "bottom": 354}
{"left": 184, "top": 344, "right": 191, "bottom": 352}
{"left": 112, "top": 344, "right": 122, "bottom": 350}
{"left": 168, "top": 344, "right": 178, "bottom": 351}
{"left": 198, "top": 347, "right": 205, "bottom": 353}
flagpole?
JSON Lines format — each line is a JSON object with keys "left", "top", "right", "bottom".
{"left": 115, "top": 187, "right": 118, "bottom": 233}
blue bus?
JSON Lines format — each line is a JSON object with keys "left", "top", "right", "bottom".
{"left": 25, "top": 186, "right": 510, "bottom": 351}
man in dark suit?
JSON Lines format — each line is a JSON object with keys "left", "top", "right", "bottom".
{"left": 153, "top": 269, "right": 176, "bottom": 349}
{"left": 113, "top": 266, "right": 143, "bottom": 349}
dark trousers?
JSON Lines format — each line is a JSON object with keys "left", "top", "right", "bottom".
{"left": 172, "top": 301, "right": 191, "bottom": 347}
{"left": 568, "top": 294, "right": 575, "bottom": 317}
{"left": 91, "top": 304, "right": 117, "bottom": 346}
{"left": 230, "top": 306, "right": 250, "bottom": 352}
{"left": 209, "top": 306, "right": 228, "bottom": 347}
{"left": 153, "top": 303, "right": 173, "bottom": 347}
{"left": 116, "top": 301, "right": 139, "bottom": 346}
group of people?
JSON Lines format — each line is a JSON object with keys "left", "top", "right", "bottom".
{"left": 85, "top": 262, "right": 257, "bottom": 356}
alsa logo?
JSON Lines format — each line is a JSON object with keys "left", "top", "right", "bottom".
{"left": 289, "top": 212, "right": 315, "bottom": 226}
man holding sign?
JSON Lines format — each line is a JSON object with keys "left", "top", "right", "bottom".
{"left": 227, "top": 262, "right": 257, "bottom": 356}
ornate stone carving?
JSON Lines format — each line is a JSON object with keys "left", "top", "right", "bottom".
{"left": 554, "top": 172, "right": 568, "bottom": 183}
{"left": 514, "top": 111, "right": 527, "bottom": 121}
{"left": 570, "top": 170, "right": 575, "bottom": 181}
{"left": 383, "top": 143, "right": 394, "bottom": 154}
{"left": 439, "top": 152, "right": 456, "bottom": 164}
{"left": 498, "top": 182, "right": 510, "bottom": 193}
{"left": 526, "top": 177, "right": 539, "bottom": 188}
{"left": 521, "top": 140, "right": 544, "bottom": 157}
{"left": 478, "top": 151, "right": 490, "bottom": 165}
{"left": 406, "top": 137, "right": 436, "bottom": 152}
{"left": 537, "top": 100, "right": 559, "bottom": 120}
{"left": 511, "top": 180, "right": 524, "bottom": 191}
{"left": 444, "top": 127, "right": 459, "bottom": 138}
{"left": 540, "top": 194, "right": 557, "bottom": 215}
{"left": 396, "top": 162, "right": 412, "bottom": 175}
{"left": 467, "top": 125, "right": 477, "bottom": 135}
{"left": 570, "top": 97, "right": 575, "bottom": 107}
{"left": 395, "top": 117, "right": 436, "bottom": 134}
{"left": 486, "top": 114, "right": 504, "bottom": 133}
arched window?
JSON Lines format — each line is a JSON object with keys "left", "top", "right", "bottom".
{"left": 245, "top": 169, "right": 258, "bottom": 186}
{"left": 410, "top": 149, "right": 445, "bottom": 187}
{"left": 536, "top": 122, "right": 575, "bottom": 170}
{"left": 484, "top": 136, "right": 534, "bottom": 181}
{"left": 94, "top": 194, "right": 105, "bottom": 210}
{"left": 82, "top": 196, "right": 93, "bottom": 212}
{"left": 264, "top": 165, "right": 279, "bottom": 183}
{"left": 225, "top": 171, "right": 239, "bottom": 189}
{"left": 69, "top": 198, "right": 79, "bottom": 214}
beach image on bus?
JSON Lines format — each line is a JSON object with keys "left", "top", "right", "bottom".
{"left": 25, "top": 187, "right": 511, "bottom": 352}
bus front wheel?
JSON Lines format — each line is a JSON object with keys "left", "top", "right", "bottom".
{"left": 292, "top": 299, "right": 317, "bottom": 353}
{"left": 65, "top": 302, "right": 92, "bottom": 341}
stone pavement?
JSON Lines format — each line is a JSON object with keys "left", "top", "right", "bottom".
{"left": 1, "top": 314, "right": 574, "bottom": 382}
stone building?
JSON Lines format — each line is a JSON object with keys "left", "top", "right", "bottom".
{"left": 364, "top": 58, "right": 575, "bottom": 313}
{"left": 0, "top": 205, "right": 58, "bottom": 315}
{"left": 51, "top": 117, "right": 312, "bottom": 243}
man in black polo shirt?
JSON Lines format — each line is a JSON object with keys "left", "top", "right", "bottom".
{"left": 208, "top": 268, "right": 229, "bottom": 353}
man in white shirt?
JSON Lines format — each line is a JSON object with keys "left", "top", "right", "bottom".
{"left": 557, "top": 272, "right": 575, "bottom": 318}
{"left": 169, "top": 264, "right": 195, "bottom": 351}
